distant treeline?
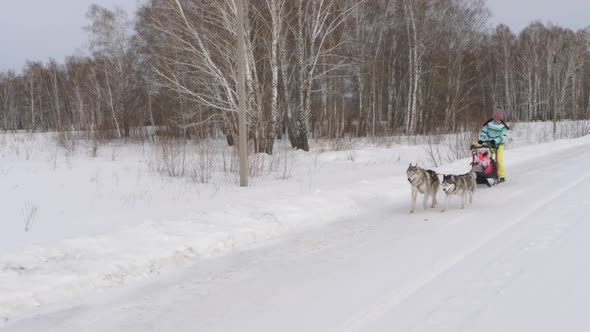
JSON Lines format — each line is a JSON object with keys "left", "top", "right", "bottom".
{"left": 1, "top": 0, "right": 589, "bottom": 152}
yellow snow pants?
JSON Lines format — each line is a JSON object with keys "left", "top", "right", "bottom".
{"left": 497, "top": 144, "right": 505, "bottom": 179}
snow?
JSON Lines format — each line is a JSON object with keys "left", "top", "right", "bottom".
{"left": 0, "top": 133, "right": 411, "bottom": 323}
{"left": 1, "top": 125, "right": 590, "bottom": 331}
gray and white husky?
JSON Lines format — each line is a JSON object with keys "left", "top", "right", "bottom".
{"left": 406, "top": 163, "right": 440, "bottom": 213}
{"left": 441, "top": 172, "right": 477, "bottom": 212}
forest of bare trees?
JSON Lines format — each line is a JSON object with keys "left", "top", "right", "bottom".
{"left": 1, "top": 0, "right": 590, "bottom": 153}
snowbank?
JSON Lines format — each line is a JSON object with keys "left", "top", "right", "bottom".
{"left": 0, "top": 122, "right": 588, "bottom": 323}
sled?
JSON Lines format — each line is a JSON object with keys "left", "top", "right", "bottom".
{"left": 469, "top": 142, "right": 500, "bottom": 187}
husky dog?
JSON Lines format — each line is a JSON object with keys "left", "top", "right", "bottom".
{"left": 441, "top": 172, "right": 477, "bottom": 212}
{"left": 406, "top": 163, "right": 440, "bottom": 213}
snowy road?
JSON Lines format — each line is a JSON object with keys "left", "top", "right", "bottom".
{"left": 3, "top": 139, "right": 590, "bottom": 332}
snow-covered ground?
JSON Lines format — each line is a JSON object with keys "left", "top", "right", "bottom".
{"left": 1, "top": 124, "right": 590, "bottom": 331}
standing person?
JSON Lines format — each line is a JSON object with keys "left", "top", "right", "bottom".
{"left": 478, "top": 106, "right": 509, "bottom": 183}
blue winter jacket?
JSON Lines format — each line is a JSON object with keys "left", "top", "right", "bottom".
{"left": 479, "top": 119, "right": 509, "bottom": 145}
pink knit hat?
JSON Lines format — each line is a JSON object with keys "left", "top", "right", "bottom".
{"left": 493, "top": 107, "right": 504, "bottom": 120}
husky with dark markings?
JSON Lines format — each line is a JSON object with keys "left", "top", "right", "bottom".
{"left": 441, "top": 172, "right": 477, "bottom": 212}
{"left": 406, "top": 163, "right": 440, "bottom": 213}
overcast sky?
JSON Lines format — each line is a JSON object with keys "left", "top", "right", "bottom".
{"left": 0, "top": 0, "right": 141, "bottom": 71}
{"left": 0, "top": 0, "right": 589, "bottom": 72}
{"left": 486, "top": 0, "right": 589, "bottom": 32}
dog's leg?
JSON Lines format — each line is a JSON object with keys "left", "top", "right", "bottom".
{"left": 432, "top": 185, "right": 439, "bottom": 208}
{"left": 441, "top": 194, "right": 450, "bottom": 212}
{"left": 410, "top": 188, "right": 417, "bottom": 213}
{"left": 469, "top": 189, "right": 473, "bottom": 205}
{"left": 461, "top": 192, "right": 466, "bottom": 209}
{"left": 423, "top": 191, "right": 429, "bottom": 210}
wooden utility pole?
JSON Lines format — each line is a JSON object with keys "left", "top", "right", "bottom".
{"left": 553, "top": 55, "right": 558, "bottom": 139}
{"left": 236, "top": 0, "right": 248, "bottom": 186}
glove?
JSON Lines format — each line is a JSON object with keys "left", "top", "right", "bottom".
{"left": 477, "top": 140, "right": 483, "bottom": 145}
{"left": 490, "top": 140, "right": 496, "bottom": 146}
